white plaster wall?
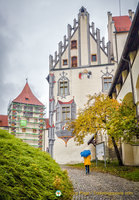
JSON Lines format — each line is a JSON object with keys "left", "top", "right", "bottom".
{"left": 132, "top": 50, "right": 139, "bottom": 104}
{"left": 116, "top": 74, "right": 132, "bottom": 101}
{"left": 54, "top": 134, "right": 93, "bottom": 164}
{"left": 116, "top": 33, "right": 128, "bottom": 61}
{"left": 61, "top": 47, "right": 68, "bottom": 68}
{"left": 70, "top": 29, "right": 78, "bottom": 59}
{"left": 53, "top": 64, "right": 115, "bottom": 164}
{"left": 116, "top": 50, "right": 139, "bottom": 166}
{"left": 80, "top": 15, "right": 88, "bottom": 66}
{"left": 90, "top": 35, "right": 97, "bottom": 65}
{"left": 43, "top": 129, "right": 48, "bottom": 151}
{"left": 54, "top": 65, "right": 115, "bottom": 109}
{"left": 117, "top": 49, "right": 139, "bottom": 103}
{"left": 100, "top": 49, "right": 108, "bottom": 64}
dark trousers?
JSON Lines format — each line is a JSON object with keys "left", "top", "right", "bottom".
{"left": 85, "top": 165, "right": 90, "bottom": 174}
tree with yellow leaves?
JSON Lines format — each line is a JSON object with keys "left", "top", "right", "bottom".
{"left": 68, "top": 93, "right": 138, "bottom": 166}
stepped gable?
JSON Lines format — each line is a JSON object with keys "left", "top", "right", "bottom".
{"left": 0, "top": 115, "right": 8, "bottom": 127}
{"left": 112, "top": 16, "right": 131, "bottom": 32}
{"left": 13, "top": 82, "right": 44, "bottom": 106}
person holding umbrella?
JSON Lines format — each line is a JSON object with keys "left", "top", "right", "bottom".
{"left": 80, "top": 148, "right": 91, "bottom": 175}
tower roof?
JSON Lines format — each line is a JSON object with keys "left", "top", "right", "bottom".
{"left": 112, "top": 16, "right": 131, "bottom": 32}
{"left": 13, "top": 82, "right": 44, "bottom": 106}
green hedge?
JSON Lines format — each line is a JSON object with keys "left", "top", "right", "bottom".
{"left": 0, "top": 129, "right": 73, "bottom": 200}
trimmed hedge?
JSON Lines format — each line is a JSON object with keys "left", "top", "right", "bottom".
{"left": 0, "top": 129, "right": 73, "bottom": 200}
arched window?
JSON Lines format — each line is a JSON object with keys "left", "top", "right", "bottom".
{"left": 71, "top": 56, "right": 77, "bottom": 67}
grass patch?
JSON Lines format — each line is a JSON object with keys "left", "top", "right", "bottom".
{"left": 0, "top": 129, "right": 73, "bottom": 200}
{"left": 67, "top": 160, "right": 139, "bottom": 182}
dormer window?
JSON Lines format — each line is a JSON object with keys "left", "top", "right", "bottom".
{"left": 71, "top": 40, "right": 77, "bottom": 49}
{"left": 25, "top": 97, "right": 29, "bottom": 101}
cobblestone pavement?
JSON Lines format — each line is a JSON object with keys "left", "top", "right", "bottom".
{"left": 61, "top": 166, "right": 139, "bottom": 200}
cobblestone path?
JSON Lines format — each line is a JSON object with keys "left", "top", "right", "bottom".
{"left": 61, "top": 166, "right": 139, "bottom": 200}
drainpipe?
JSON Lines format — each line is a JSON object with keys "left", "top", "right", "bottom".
{"left": 122, "top": 56, "right": 139, "bottom": 126}
{"left": 114, "top": 33, "right": 118, "bottom": 63}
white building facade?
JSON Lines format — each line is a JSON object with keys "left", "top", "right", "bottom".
{"left": 47, "top": 7, "right": 132, "bottom": 164}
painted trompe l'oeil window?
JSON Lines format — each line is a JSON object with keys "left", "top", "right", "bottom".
{"left": 101, "top": 67, "right": 113, "bottom": 93}
{"left": 58, "top": 72, "right": 70, "bottom": 98}
{"left": 103, "top": 77, "right": 112, "bottom": 92}
{"left": 56, "top": 100, "right": 76, "bottom": 123}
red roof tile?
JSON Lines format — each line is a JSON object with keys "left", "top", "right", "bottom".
{"left": 58, "top": 99, "right": 74, "bottom": 105}
{"left": 0, "top": 115, "right": 8, "bottom": 127}
{"left": 13, "top": 82, "right": 44, "bottom": 106}
{"left": 112, "top": 16, "right": 131, "bottom": 32}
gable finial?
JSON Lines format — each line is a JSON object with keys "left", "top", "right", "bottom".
{"left": 26, "top": 78, "right": 28, "bottom": 83}
{"left": 78, "top": 6, "right": 89, "bottom": 18}
{"left": 80, "top": 6, "right": 86, "bottom": 13}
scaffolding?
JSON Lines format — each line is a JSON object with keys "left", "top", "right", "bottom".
{"left": 8, "top": 102, "right": 46, "bottom": 150}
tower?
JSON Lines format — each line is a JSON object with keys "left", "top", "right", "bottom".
{"left": 8, "top": 81, "right": 46, "bottom": 150}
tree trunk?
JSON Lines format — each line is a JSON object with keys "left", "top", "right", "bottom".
{"left": 111, "top": 136, "right": 123, "bottom": 166}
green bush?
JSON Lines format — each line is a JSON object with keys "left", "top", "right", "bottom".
{"left": 0, "top": 129, "right": 73, "bottom": 200}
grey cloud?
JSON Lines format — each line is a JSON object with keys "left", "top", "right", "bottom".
{"left": 0, "top": 0, "right": 138, "bottom": 116}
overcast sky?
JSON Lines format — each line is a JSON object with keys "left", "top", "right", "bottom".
{"left": 0, "top": 0, "right": 138, "bottom": 117}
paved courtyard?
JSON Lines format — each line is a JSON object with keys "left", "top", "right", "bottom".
{"left": 61, "top": 166, "right": 139, "bottom": 200}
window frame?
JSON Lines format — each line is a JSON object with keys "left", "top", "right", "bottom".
{"left": 91, "top": 54, "right": 97, "bottom": 62}
{"left": 62, "top": 105, "right": 71, "bottom": 121}
{"left": 63, "top": 59, "right": 68, "bottom": 66}
{"left": 58, "top": 75, "right": 70, "bottom": 98}
{"left": 102, "top": 76, "right": 112, "bottom": 92}
{"left": 59, "top": 80, "right": 68, "bottom": 96}
{"left": 71, "top": 56, "right": 77, "bottom": 67}
{"left": 71, "top": 40, "right": 77, "bottom": 49}
{"left": 33, "top": 129, "right": 37, "bottom": 133}
{"left": 22, "top": 128, "right": 26, "bottom": 133}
